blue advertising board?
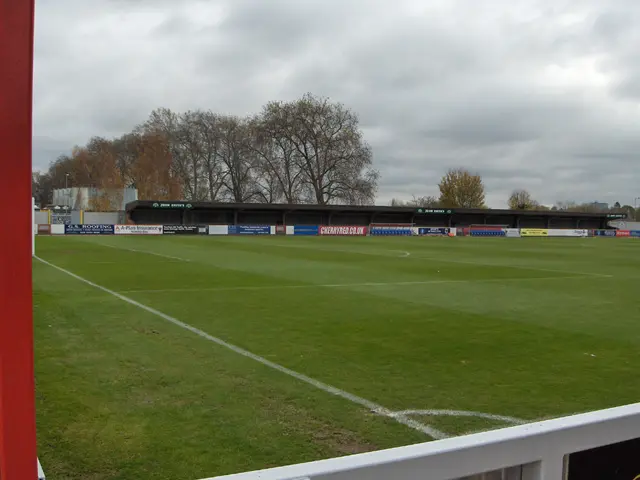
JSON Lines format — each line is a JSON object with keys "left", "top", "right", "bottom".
{"left": 470, "top": 230, "right": 505, "bottom": 237}
{"left": 65, "top": 224, "right": 114, "bottom": 235}
{"left": 370, "top": 227, "right": 412, "bottom": 236}
{"left": 293, "top": 226, "right": 319, "bottom": 236}
{"left": 418, "top": 227, "right": 449, "bottom": 236}
{"left": 595, "top": 230, "right": 616, "bottom": 237}
{"left": 228, "top": 225, "right": 271, "bottom": 235}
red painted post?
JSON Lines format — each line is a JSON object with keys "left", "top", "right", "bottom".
{"left": 0, "top": 0, "right": 38, "bottom": 479}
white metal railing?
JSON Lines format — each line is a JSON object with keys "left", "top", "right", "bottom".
{"left": 201, "top": 403, "right": 640, "bottom": 480}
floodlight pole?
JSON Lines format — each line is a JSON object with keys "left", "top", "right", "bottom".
{"left": 0, "top": 1, "right": 38, "bottom": 480}
{"left": 635, "top": 197, "right": 640, "bottom": 221}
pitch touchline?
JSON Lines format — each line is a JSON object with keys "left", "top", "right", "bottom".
{"left": 35, "top": 255, "right": 447, "bottom": 440}
{"left": 119, "top": 275, "right": 599, "bottom": 294}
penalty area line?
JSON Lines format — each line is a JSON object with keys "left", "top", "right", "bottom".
{"left": 388, "top": 409, "right": 527, "bottom": 425}
{"left": 34, "top": 255, "right": 447, "bottom": 440}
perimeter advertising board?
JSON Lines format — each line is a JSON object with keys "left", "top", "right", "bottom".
{"left": 547, "top": 229, "right": 589, "bottom": 237}
{"left": 227, "top": 225, "right": 271, "bottom": 235}
{"left": 319, "top": 226, "right": 368, "bottom": 236}
{"left": 162, "top": 225, "right": 207, "bottom": 235}
{"left": 208, "top": 225, "right": 228, "bottom": 235}
{"left": 470, "top": 230, "right": 505, "bottom": 237}
{"left": 520, "top": 228, "right": 548, "bottom": 237}
{"left": 114, "top": 225, "right": 163, "bottom": 235}
{"left": 65, "top": 224, "right": 114, "bottom": 235}
{"left": 293, "top": 226, "right": 319, "bottom": 236}
{"left": 417, "top": 227, "right": 449, "bottom": 236}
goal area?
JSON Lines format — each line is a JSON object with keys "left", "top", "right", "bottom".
{"left": 368, "top": 223, "right": 415, "bottom": 236}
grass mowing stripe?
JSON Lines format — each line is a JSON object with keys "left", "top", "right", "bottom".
{"left": 118, "top": 275, "right": 601, "bottom": 294}
{"left": 256, "top": 242, "right": 615, "bottom": 278}
{"left": 34, "top": 255, "right": 447, "bottom": 440}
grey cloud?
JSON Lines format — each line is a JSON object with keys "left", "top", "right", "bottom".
{"left": 32, "top": 0, "right": 640, "bottom": 208}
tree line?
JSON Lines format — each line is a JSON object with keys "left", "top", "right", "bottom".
{"left": 33, "top": 93, "right": 379, "bottom": 210}
{"left": 34, "top": 93, "right": 636, "bottom": 218}
{"left": 390, "top": 168, "right": 639, "bottom": 218}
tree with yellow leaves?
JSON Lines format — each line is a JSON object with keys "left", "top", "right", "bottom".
{"left": 438, "top": 168, "right": 486, "bottom": 208}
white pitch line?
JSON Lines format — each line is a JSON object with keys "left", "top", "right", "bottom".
{"left": 389, "top": 410, "right": 527, "bottom": 425}
{"left": 34, "top": 255, "right": 447, "bottom": 440}
{"left": 119, "top": 275, "right": 599, "bottom": 294}
{"left": 95, "top": 242, "right": 189, "bottom": 262}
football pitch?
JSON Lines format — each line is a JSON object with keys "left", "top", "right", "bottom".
{"left": 33, "top": 235, "right": 640, "bottom": 479}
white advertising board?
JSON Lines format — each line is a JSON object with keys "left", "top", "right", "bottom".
{"left": 548, "top": 229, "right": 588, "bottom": 237}
{"left": 208, "top": 225, "right": 229, "bottom": 235}
{"left": 114, "top": 225, "right": 163, "bottom": 235}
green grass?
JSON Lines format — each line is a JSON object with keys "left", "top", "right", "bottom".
{"left": 33, "top": 235, "right": 640, "bottom": 479}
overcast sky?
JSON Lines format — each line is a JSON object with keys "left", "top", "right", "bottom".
{"left": 33, "top": 0, "right": 640, "bottom": 208}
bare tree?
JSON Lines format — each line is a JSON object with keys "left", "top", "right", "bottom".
{"left": 175, "top": 111, "right": 209, "bottom": 200}
{"left": 276, "top": 93, "right": 378, "bottom": 205}
{"left": 38, "top": 95, "right": 381, "bottom": 206}
{"left": 249, "top": 105, "right": 305, "bottom": 203}
{"left": 217, "top": 116, "right": 256, "bottom": 202}
{"left": 191, "top": 111, "right": 226, "bottom": 201}
{"left": 252, "top": 158, "right": 284, "bottom": 203}
{"left": 411, "top": 195, "right": 439, "bottom": 207}
{"left": 111, "top": 133, "right": 141, "bottom": 188}
{"left": 389, "top": 195, "right": 439, "bottom": 208}
{"left": 554, "top": 201, "right": 609, "bottom": 213}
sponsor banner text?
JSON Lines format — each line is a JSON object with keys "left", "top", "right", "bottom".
{"left": 65, "top": 224, "right": 114, "bottom": 235}
{"left": 520, "top": 228, "right": 549, "bottom": 237}
{"left": 114, "top": 225, "right": 163, "bottom": 235}
{"left": 319, "top": 226, "right": 368, "bottom": 236}
{"left": 162, "top": 225, "right": 206, "bottom": 235}
{"left": 228, "top": 225, "right": 271, "bottom": 235}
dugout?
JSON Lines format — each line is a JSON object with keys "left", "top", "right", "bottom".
{"left": 126, "top": 201, "right": 619, "bottom": 230}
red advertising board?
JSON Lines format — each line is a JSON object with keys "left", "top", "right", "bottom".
{"left": 319, "top": 225, "right": 368, "bottom": 236}
{"left": 616, "top": 230, "right": 631, "bottom": 237}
